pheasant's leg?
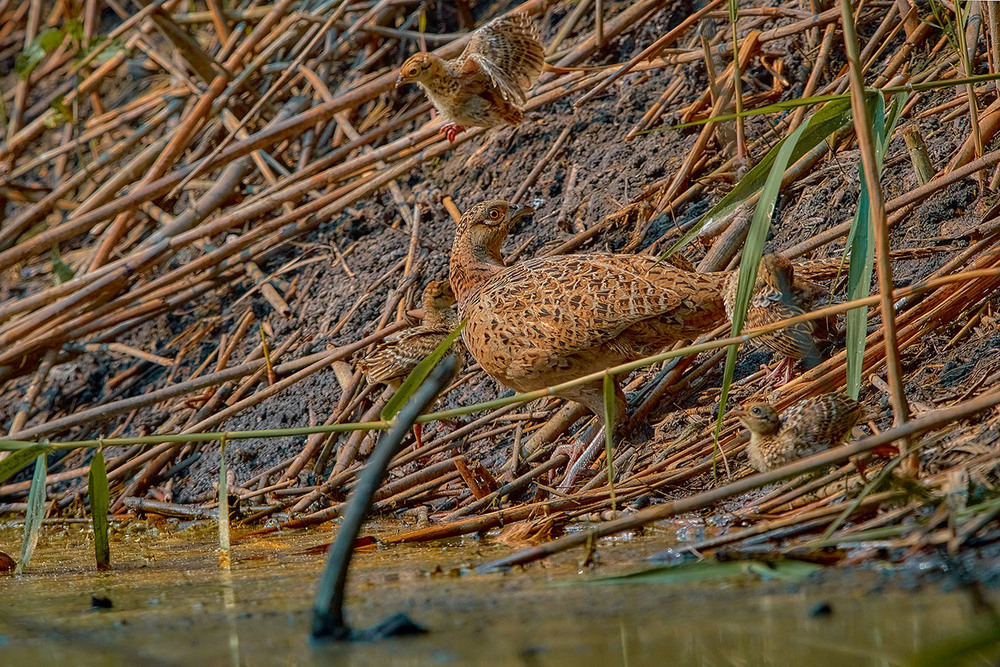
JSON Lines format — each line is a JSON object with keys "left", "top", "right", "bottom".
{"left": 554, "top": 382, "right": 627, "bottom": 492}
{"left": 411, "top": 423, "right": 424, "bottom": 452}
{"left": 557, "top": 428, "right": 606, "bottom": 493}
{"left": 439, "top": 124, "right": 466, "bottom": 144}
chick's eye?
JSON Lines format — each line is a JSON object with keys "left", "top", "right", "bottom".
{"left": 751, "top": 407, "right": 761, "bottom": 415}
{"left": 406, "top": 66, "right": 417, "bottom": 76}
{"left": 489, "top": 208, "right": 502, "bottom": 220}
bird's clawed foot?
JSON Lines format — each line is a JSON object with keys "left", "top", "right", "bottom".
{"left": 439, "top": 124, "right": 466, "bottom": 143}
{"left": 758, "top": 358, "right": 796, "bottom": 388}
{"left": 552, "top": 428, "right": 606, "bottom": 494}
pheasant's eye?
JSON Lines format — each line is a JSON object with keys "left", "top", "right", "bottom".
{"left": 488, "top": 207, "right": 502, "bottom": 220}
{"left": 405, "top": 66, "right": 417, "bottom": 76}
{"left": 751, "top": 406, "right": 762, "bottom": 415}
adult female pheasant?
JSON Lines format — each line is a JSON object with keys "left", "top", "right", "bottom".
{"left": 396, "top": 14, "right": 544, "bottom": 143}
{"left": 449, "top": 200, "right": 730, "bottom": 431}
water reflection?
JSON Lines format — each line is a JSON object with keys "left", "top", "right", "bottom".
{"left": 0, "top": 522, "right": 995, "bottom": 666}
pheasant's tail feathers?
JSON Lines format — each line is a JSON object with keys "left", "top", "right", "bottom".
{"left": 356, "top": 347, "right": 400, "bottom": 385}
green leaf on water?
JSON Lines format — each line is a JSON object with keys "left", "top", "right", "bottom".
{"left": 743, "top": 559, "right": 822, "bottom": 582}
{"left": 715, "top": 119, "right": 812, "bottom": 454}
{"left": 15, "top": 27, "right": 65, "bottom": 79}
{"left": 17, "top": 453, "right": 47, "bottom": 574}
{"left": 0, "top": 445, "right": 47, "bottom": 485}
{"left": 602, "top": 374, "right": 617, "bottom": 511}
{"left": 89, "top": 448, "right": 110, "bottom": 570}
{"left": 664, "top": 96, "right": 854, "bottom": 258}
{"left": 381, "top": 321, "right": 465, "bottom": 421}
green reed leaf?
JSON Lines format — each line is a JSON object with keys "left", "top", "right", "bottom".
{"left": 602, "top": 374, "right": 617, "bottom": 511}
{"left": 665, "top": 97, "right": 853, "bottom": 258}
{"left": 17, "top": 453, "right": 47, "bottom": 574}
{"left": 844, "top": 92, "right": 907, "bottom": 399}
{"left": 0, "top": 445, "right": 47, "bottom": 484}
{"left": 89, "top": 448, "right": 110, "bottom": 570}
{"left": 218, "top": 434, "right": 230, "bottom": 569}
{"left": 715, "top": 119, "right": 812, "bottom": 453}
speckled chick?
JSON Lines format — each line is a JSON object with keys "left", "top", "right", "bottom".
{"left": 357, "top": 280, "right": 465, "bottom": 388}
{"left": 449, "top": 200, "right": 730, "bottom": 426}
{"left": 724, "top": 253, "right": 834, "bottom": 383}
{"left": 396, "top": 13, "right": 544, "bottom": 143}
{"left": 734, "top": 393, "right": 862, "bottom": 472}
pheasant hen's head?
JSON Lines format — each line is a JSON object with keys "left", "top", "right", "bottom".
{"left": 397, "top": 53, "right": 443, "bottom": 87}
{"left": 423, "top": 280, "right": 456, "bottom": 310}
{"left": 456, "top": 200, "right": 533, "bottom": 256}
{"left": 733, "top": 402, "right": 781, "bottom": 435}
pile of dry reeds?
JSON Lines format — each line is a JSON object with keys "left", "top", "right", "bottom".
{"left": 3, "top": 0, "right": 1000, "bottom": 571}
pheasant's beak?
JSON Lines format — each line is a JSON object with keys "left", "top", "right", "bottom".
{"left": 510, "top": 204, "right": 534, "bottom": 231}
{"left": 512, "top": 204, "right": 535, "bottom": 220}
{"left": 731, "top": 405, "right": 746, "bottom": 418}
{"left": 394, "top": 75, "right": 404, "bottom": 88}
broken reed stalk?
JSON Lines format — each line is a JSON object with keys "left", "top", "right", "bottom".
{"left": 837, "top": 0, "right": 913, "bottom": 469}
{"left": 311, "top": 356, "right": 456, "bottom": 642}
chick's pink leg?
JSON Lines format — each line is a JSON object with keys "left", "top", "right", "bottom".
{"left": 439, "top": 124, "right": 466, "bottom": 144}
{"left": 411, "top": 423, "right": 423, "bottom": 452}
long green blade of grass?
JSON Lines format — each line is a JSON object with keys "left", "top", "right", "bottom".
{"left": 381, "top": 321, "right": 465, "bottom": 421}
{"left": 716, "top": 119, "right": 812, "bottom": 440}
{"left": 665, "top": 97, "right": 853, "bottom": 257}
{"left": 602, "top": 374, "right": 617, "bottom": 511}
{"left": 845, "top": 92, "right": 907, "bottom": 398}
{"left": 17, "top": 453, "right": 47, "bottom": 574}
{"left": 88, "top": 448, "right": 111, "bottom": 570}
{"left": 0, "top": 445, "right": 48, "bottom": 484}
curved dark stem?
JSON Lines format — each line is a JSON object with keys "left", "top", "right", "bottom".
{"left": 310, "top": 355, "right": 458, "bottom": 643}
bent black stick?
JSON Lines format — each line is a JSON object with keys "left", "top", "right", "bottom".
{"left": 311, "top": 355, "right": 459, "bottom": 643}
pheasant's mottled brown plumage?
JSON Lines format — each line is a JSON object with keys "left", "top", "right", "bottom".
{"left": 449, "top": 200, "right": 730, "bottom": 421}
{"left": 396, "top": 14, "right": 544, "bottom": 142}
{"left": 357, "top": 280, "right": 464, "bottom": 388}
{"left": 735, "top": 393, "right": 862, "bottom": 472}
{"left": 724, "top": 253, "right": 834, "bottom": 374}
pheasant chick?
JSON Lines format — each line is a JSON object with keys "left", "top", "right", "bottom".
{"left": 734, "top": 392, "right": 862, "bottom": 472}
{"left": 396, "top": 14, "right": 544, "bottom": 143}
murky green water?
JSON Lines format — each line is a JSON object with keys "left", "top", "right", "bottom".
{"left": 0, "top": 520, "right": 996, "bottom": 666}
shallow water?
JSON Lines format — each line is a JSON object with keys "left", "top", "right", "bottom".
{"left": 0, "top": 520, "right": 996, "bottom": 666}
